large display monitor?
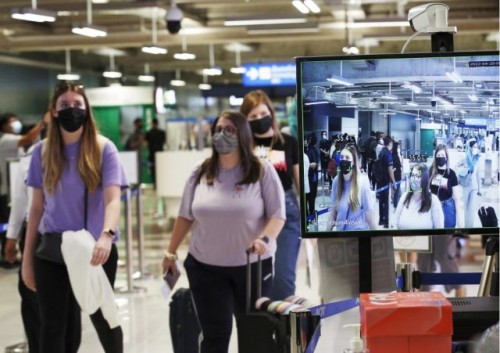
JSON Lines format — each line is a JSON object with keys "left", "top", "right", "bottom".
{"left": 296, "top": 51, "right": 499, "bottom": 238}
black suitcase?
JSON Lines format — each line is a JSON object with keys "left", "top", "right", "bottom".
{"left": 236, "top": 252, "right": 289, "bottom": 353}
{"left": 169, "top": 288, "right": 202, "bottom": 353}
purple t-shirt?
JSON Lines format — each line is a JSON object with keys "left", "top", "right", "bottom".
{"left": 26, "top": 138, "right": 128, "bottom": 241}
{"left": 179, "top": 160, "right": 286, "bottom": 267}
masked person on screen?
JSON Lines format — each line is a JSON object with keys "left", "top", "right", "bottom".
{"left": 457, "top": 140, "right": 482, "bottom": 228}
{"left": 393, "top": 163, "right": 444, "bottom": 230}
{"left": 240, "top": 90, "right": 301, "bottom": 301}
{"left": 328, "top": 144, "right": 377, "bottom": 231}
{"left": 162, "top": 111, "right": 285, "bottom": 353}
{"left": 21, "top": 82, "right": 128, "bottom": 353}
{"left": 417, "top": 144, "right": 465, "bottom": 297}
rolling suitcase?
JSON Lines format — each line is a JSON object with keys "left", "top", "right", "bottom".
{"left": 236, "top": 251, "right": 289, "bottom": 353}
{"left": 169, "top": 288, "right": 202, "bottom": 353}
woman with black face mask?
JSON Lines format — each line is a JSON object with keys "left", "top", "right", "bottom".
{"left": 328, "top": 144, "right": 377, "bottom": 231}
{"left": 240, "top": 90, "right": 301, "bottom": 301}
{"left": 21, "top": 82, "right": 128, "bottom": 353}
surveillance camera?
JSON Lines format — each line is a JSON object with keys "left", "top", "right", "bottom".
{"left": 431, "top": 99, "right": 437, "bottom": 107}
{"left": 165, "top": 3, "right": 183, "bottom": 34}
{"left": 408, "top": 3, "right": 456, "bottom": 33}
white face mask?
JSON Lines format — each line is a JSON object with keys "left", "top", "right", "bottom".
{"left": 10, "top": 120, "right": 22, "bottom": 134}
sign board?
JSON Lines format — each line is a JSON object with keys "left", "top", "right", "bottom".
{"left": 242, "top": 62, "right": 296, "bottom": 87}
{"left": 393, "top": 236, "right": 431, "bottom": 252}
{"left": 118, "top": 151, "right": 139, "bottom": 185}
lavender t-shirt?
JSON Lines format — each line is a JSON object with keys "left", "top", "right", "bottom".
{"left": 179, "top": 160, "right": 286, "bottom": 267}
{"left": 26, "top": 138, "right": 128, "bottom": 241}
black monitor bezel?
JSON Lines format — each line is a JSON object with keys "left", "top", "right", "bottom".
{"left": 296, "top": 50, "right": 500, "bottom": 239}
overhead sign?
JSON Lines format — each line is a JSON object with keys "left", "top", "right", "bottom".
{"left": 242, "top": 62, "right": 296, "bottom": 87}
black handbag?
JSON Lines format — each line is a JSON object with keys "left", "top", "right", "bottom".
{"left": 36, "top": 189, "right": 88, "bottom": 264}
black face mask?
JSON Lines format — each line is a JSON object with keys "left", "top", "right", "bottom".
{"left": 436, "top": 156, "right": 447, "bottom": 167}
{"left": 56, "top": 107, "right": 86, "bottom": 133}
{"left": 249, "top": 115, "right": 272, "bottom": 135}
{"left": 339, "top": 160, "right": 352, "bottom": 175}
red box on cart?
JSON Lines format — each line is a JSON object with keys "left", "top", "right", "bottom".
{"left": 360, "top": 292, "right": 453, "bottom": 353}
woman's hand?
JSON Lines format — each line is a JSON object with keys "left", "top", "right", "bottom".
{"left": 22, "top": 260, "right": 36, "bottom": 292}
{"left": 249, "top": 238, "right": 268, "bottom": 255}
{"left": 91, "top": 234, "right": 112, "bottom": 266}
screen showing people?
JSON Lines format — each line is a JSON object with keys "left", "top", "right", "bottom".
{"left": 297, "top": 51, "right": 500, "bottom": 236}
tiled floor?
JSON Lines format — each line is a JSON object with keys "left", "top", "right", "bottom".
{"left": 0, "top": 190, "right": 486, "bottom": 353}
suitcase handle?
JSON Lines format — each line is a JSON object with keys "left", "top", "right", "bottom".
{"left": 245, "top": 248, "right": 262, "bottom": 314}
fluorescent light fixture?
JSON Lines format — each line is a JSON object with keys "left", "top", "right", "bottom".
{"left": 468, "top": 94, "right": 478, "bottom": 102}
{"left": 72, "top": 24, "right": 107, "bottom": 37}
{"left": 326, "top": 76, "right": 353, "bottom": 86}
{"left": 198, "top": 83, "right": 212, "bottom": 90}
{"left": 350, "top": 19, "right": 409, "bottom": 29}
{"left": 402, "top": 81, "right": 423, "bottom": 94}
{"left": 92, "top": 0, "right": 109, "bottom": 3}
{"left": 292, "top": 1, "right": 310, "bottom": 14}
{"left": 304, "top": 0, "right": 321, "bottom": 13}
{"left": 247, "top": 23, "right": 319, "bottom": 35}
{"left": 138, "top": 75, "right": 155, "bottom": 82}
{"left": 203, "top": 67, "right": 222, "bottom": 76}
{"left": 406, "top": 101, "right": 419, "bottom": 106}
{"left": 381, "top": 94, "right": 398, "bottom": 100}
{"left": 445, "top": 71, "right": 463, "bottom": 83}
{"left": 141, "top": 45, "right": 168, "bottom": 55}
{"left": 103, "top": 71, "right": 122, "bottom": 79}
{"left": 11, "top": 7, "right": 56, "bottom": 22}
{"left": 305, "top": 100, "right": 329, "bottom": 106}
{"left": 229, "top": 95, "right": 244, "bottom": 106}
{"left": 174, "top": 52, "right": 196, "bottom": 60}
{"left": 382, "top": 111, "right": 396, "bottom": 115}
{"left": 57, "top": 73, "right": 81, "bottom": 81}
{"left": 170, "top": 79, "right": 186, "bottom": 87}
{"left": 342, "top": 46, "right": 360, "bottom": 55}
{"left": 230, "top": 67, "right": 247, "bottom": 74}
{"left": 224, "top": 17, "right": 306, "bottom": 26}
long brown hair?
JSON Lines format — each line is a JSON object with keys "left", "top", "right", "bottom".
{"left": 196, "top": 111, "right": 262, "bottom": 186}
{"left": 43, "top": 82, "right": 101, "bottom": 193}
{"left": 336, "top": 144, "right": 361, "bottom": 211}
{"left": 430, "top": 144, "right": 450, "bottom": 181}
{"left": 240, "top": 90, "right": 284, "bottom": 145}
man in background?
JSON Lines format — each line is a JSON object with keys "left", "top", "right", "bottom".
{"left": 145, "top": 118, "right": 166, "bottom": 188}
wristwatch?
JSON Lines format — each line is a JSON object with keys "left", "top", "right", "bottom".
{"left": 259, "top": 235, "right": 270, "bottom": 244}
{"left": 102, "top": 228, "right": 116, "bottom": 238}
{"left": 164, "top": 251, "right": 178, "bottom": 261}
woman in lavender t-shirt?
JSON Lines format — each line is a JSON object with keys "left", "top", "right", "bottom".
{"left": 21, "top": 82, "right": 128, "bottom": 353}
{"left": 162, "top": 111, "right": 285, "bottom": 353}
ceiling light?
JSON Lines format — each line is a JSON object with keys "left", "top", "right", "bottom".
{"left": 170, "top": 70, "right": 186, "bottom": 87}
{"left": 229, "top": 96, "right": 244, "bottom": 106}
{"left": 292, "top": 1, "right": 310, "bottom": 14}
{"left": 142, "top": 45, "right": 168, "bottom": 55}
{"left": 92, "top": 0, "right": 109, "bottom": 3}
{"left": 230, "top": 46, "right": 246, "bottom": 75}
{"left": 402, "top": 81, "right": 423, "bottom": 94}
{"left": 203, "top": 44, "right": 223, "bottom": 76}
{"left": 445, "top": 71, "right": 463, "bottom": 83}
{"left": 326, "top": 76, "right": 353, "bottom": 86}
{"left": 468, "top": 94, "right": 478, "bottom": 102}
{"left": 11, "top": 5, "right": 56, "bottom": 23}
{"left": 342, "top": 46, "right": 359, "bottom": 55}
{"left": 247, "top": 23, "right": 319, "bottom": 35}
{"left": 174, "top": 36, "right": 196, "bottom": 60}
{"left": 304, "top": 0, "right": 321, "bottom": 13}
{"left": 72, "top": 0, "right": 107, "bottom": 37}
{"left": 198, "top": 83, "right": 212, "bottom": 90}
{"left": 305, "top": 100, "right": 329, "bottom": 105}
{"left": 406, "top": 101, "right": 419, "bottom": 106}
{"left": 142, "top": 8, "right": 167, "bottom": 55}
{"left": 103, "top": 54, "right": 121, "bottom": 79}
{"left": 57, "top": 49, "right": 80, "bottom": 81}
{"left": 381, "top": 94, "right": 398, "bottom": 100}
{"left": 224, "top": 16, "right": 307, "bottom": 26}
{"left": 138, "top": 75, "right": 155, "bottom": 82}
{"left": 350, "top": 19, "right": 409, "bottom": 29}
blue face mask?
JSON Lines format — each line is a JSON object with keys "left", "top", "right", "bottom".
{"left": 212, "top": 132, "right": 239, "bottom": 155}
{"left": 10, "top": 120, "right": 22, "bottom": 134}
{"left": 409, "top": 179, "right": 421, "bottom": 193}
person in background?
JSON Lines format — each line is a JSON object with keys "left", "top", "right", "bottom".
{"left": 422, "top": 144, "right": 465, "bottom": 297}
{"left": 377, "top": 136, "right": 396, "bottom": 228}
{"left": 21, "top": 82, "right": 128, "bottom": 353}
{"left": 5, "top": 111, "right": 81, "bottom": 353}
{"left": 0, "top": 112, "right": 42, "bottom": 267}
{"left": 145, "top": 118, "right": 166, "bottom": 188}
{"left": 305, "top": 133, "right": 318, "bottom": 218}
{"left": 393, "top": 163, "right": 444, "bottom": 230}
{"left": 162, "top": 111, "right": 285, "bottom": 353}
{"left": 460, "top": 140, "right": 482, "bottom": 228}
{"left": 319, "top": 130, "right": 331, "bottom": 185}
{"left": 391, "top": 141, "right": 403, "bottom": 209}
{"left": 328, "top": 144, "right": 377, "bottom": 231}
{"left": 240, "top": 90, "right": 301, "bottom": 301}
{"left": 125, "top": 117, "right": 144, "bottom": 151}
{"left": 363, "top": 131, "right": 377, "bottom": 189}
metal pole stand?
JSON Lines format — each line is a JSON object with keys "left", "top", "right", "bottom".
{"left": 396, "top": 251, "right": 414, "bottom": 292}
{"left": 135, "top": 184, "right": 153, "bottom": 280}
{"left": 289, "top": 309, "right": 321, "bottom": 353}
{"left": 478, "top": 235, "right": 499, "bottom": 297}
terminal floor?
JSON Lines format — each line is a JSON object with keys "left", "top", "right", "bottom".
{"left": 0, "top": 189, "right": 485, "bottom": 353}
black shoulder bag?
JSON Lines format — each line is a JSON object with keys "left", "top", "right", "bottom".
{"left": 35, "top": 188, "right": 88, "bottom": 264}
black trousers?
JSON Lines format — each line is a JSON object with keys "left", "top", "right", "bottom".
{"left": 184, "top": 253, "right": 273, "bottom": 353}
{"left": 34, "top": 244, "right": 123, "bottom": 353}
{"left": 379, "top": 185, "right": 390, "bottom": 227}
{"left": 0, "top": 194, "right": 9, "bottom": 258}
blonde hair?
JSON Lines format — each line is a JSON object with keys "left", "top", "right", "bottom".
{"left": 336, "top": 144, "right": 361, "bottom": 211}
{"left": 43, "top": 83, "right": 101, "bottom": 194}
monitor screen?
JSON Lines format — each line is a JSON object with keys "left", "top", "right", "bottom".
{"left": 296, "top": 51, "right": 499, "bottom": 238}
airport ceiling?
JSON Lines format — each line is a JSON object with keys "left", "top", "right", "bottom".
{"left": 0, "top": 0, "right": 498, "bottom": 86}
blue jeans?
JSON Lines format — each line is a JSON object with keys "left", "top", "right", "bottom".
{"left": 271, "top": 189, "right": 301, "bottom": 300}
{"left": 441, "top": 198, "right": 456, "bottom": 228}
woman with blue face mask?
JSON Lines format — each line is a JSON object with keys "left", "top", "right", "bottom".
{"left": 460, "top": 140, "right": 482, "bottom": 228}
{"left": 162, "top": 111, "right": 285, "bottom": 353}
{"left": 393, "top": 163, "right": 444, "bottom": 230}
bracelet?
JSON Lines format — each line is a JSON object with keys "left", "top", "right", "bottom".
{"left": 164, "top": 251, "right": 178, "bottom": 261}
